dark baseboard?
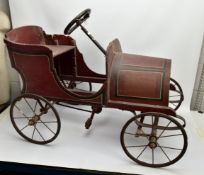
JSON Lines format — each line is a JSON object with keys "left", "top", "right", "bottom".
{"left": 0, "top": 102, "right": 9, "bottom": 113}
{"left": 0, "top": 161, "right": 139, "bottom": 175}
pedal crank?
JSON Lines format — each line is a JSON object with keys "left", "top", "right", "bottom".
{"left": 85, "top": 106, "right": 102, "bottom": 129}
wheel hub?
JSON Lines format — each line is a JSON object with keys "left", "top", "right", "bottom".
{"left": 149, "top": 136, "right": 157, "bottom": 149}
{"left": 28, "top": 115, "right": 40, "bottom": 125}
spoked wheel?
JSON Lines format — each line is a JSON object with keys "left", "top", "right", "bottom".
{"left": 10, "top": 94, "right": 61, "bottom": 144}
{"left": 61, "top": 80, "right": 92, "bottom": 92}
{"left": 120, "top": 112, "right": 187, "bottom": 167}
{"left": 169, "top": 78, "right": 184, "bottom": 110}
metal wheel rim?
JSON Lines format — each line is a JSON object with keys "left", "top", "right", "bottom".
{"left": 10, "top": 94, "right": 61, "bottom": 144}
{"left": 120, "top": 112, "right": 187, "bottom": 167}
{"left": 169, "top": 78, "right": 184, "bottom": 110}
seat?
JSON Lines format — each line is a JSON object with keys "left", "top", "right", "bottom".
{"left": 4, "top": 25, "right": 105, "bottom": 103}
{"left": 4, "top": 26, "right": 76, "bottom": 98}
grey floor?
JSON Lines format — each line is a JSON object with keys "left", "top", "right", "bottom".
{"left": 0, "top": 105, "right": 204, "bottom": 175}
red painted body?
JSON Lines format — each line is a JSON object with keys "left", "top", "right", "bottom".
{"left": 4, "top": 25, "right": 175, "bottom": 116}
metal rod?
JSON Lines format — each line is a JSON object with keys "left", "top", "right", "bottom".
{"left": 79, "top": 24, "right": 106, "bottom": 56}
{"left": 56, "top": 102, "right": 92, "bottom": 113}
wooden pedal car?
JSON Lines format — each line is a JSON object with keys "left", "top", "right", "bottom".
{"left": 4, "top": 9, "right": 187, "bottom": 167}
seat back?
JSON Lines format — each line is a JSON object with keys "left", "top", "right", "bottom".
{"left": 5, "top": 25, "right": 45, "bottom": 45}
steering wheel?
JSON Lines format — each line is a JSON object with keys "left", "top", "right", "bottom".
{"left": 64, "top": 9, "right": 91, "bottom": 35}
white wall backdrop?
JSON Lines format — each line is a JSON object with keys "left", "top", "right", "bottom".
{"left": 9, "top": 0, "right": 204, "bottom": 110}
{"left": 4, "top": 1, "right": 204, "bottom": 174}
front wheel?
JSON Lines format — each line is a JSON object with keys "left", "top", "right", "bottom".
{"left": 120, "top": 112, "right": 187, "bottom": 167}
{"left": 10, "top": 94, "right": 61, "bottom": 144}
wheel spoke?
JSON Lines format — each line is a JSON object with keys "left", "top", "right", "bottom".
{"left": 157, "top": 121, "right": 172, "bottom": 139}
{"left": 136, "top": 145, "right": 148, "bottom": 159}
{"left": 169, "top": 95, "right": 180, "bottom": 97}
{"left": 159, "top": 145, "right": 182, "bottom": 151}
{"left": 39, "top": 120, "right": 56, "bottom": 135}
{"left": 125, "top": 132, "right": 150, "bottom": 137}
{"left": 24, "top": 98, "right": 36, "bottom": 115}
{"left": 34, "top": 125, "right": 45, "bottom": 141}
{"left": 37, "top": 121, "right": 57, "bottom": 123}
{"left": 32, "top": 127, "right": 36, "bottom": 139}
{"left": 126, "top": 145, "right": 147, "bottom": 148}
{"left": 170, "top": 103, "right": 177, "bottom": 107}
{"left": 20, "top": 124, "right": 29, "bottom": 131}
{"left": 158, "top": 143, "right": 171, "bottom": 161}
{"left": 124, "top": 132, "right": 136, "bottom": 136}
{"left": 14, "top": 105, "right": 30, "bottom": 120}
{"left": 160, "top": 134, "right": 183, "bottom": 138}
{"left": 14, "top": 116, "right": 32, "bottom": 119}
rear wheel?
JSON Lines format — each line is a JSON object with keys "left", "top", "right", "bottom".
{"left": 169, "top": 78, "right": 184, "bottom": 110}
{"left": 120, "top": 112, "right": 187, "bottom": 167}
{"left": 10, "top": 94, "right": 61, "bottom": 144}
